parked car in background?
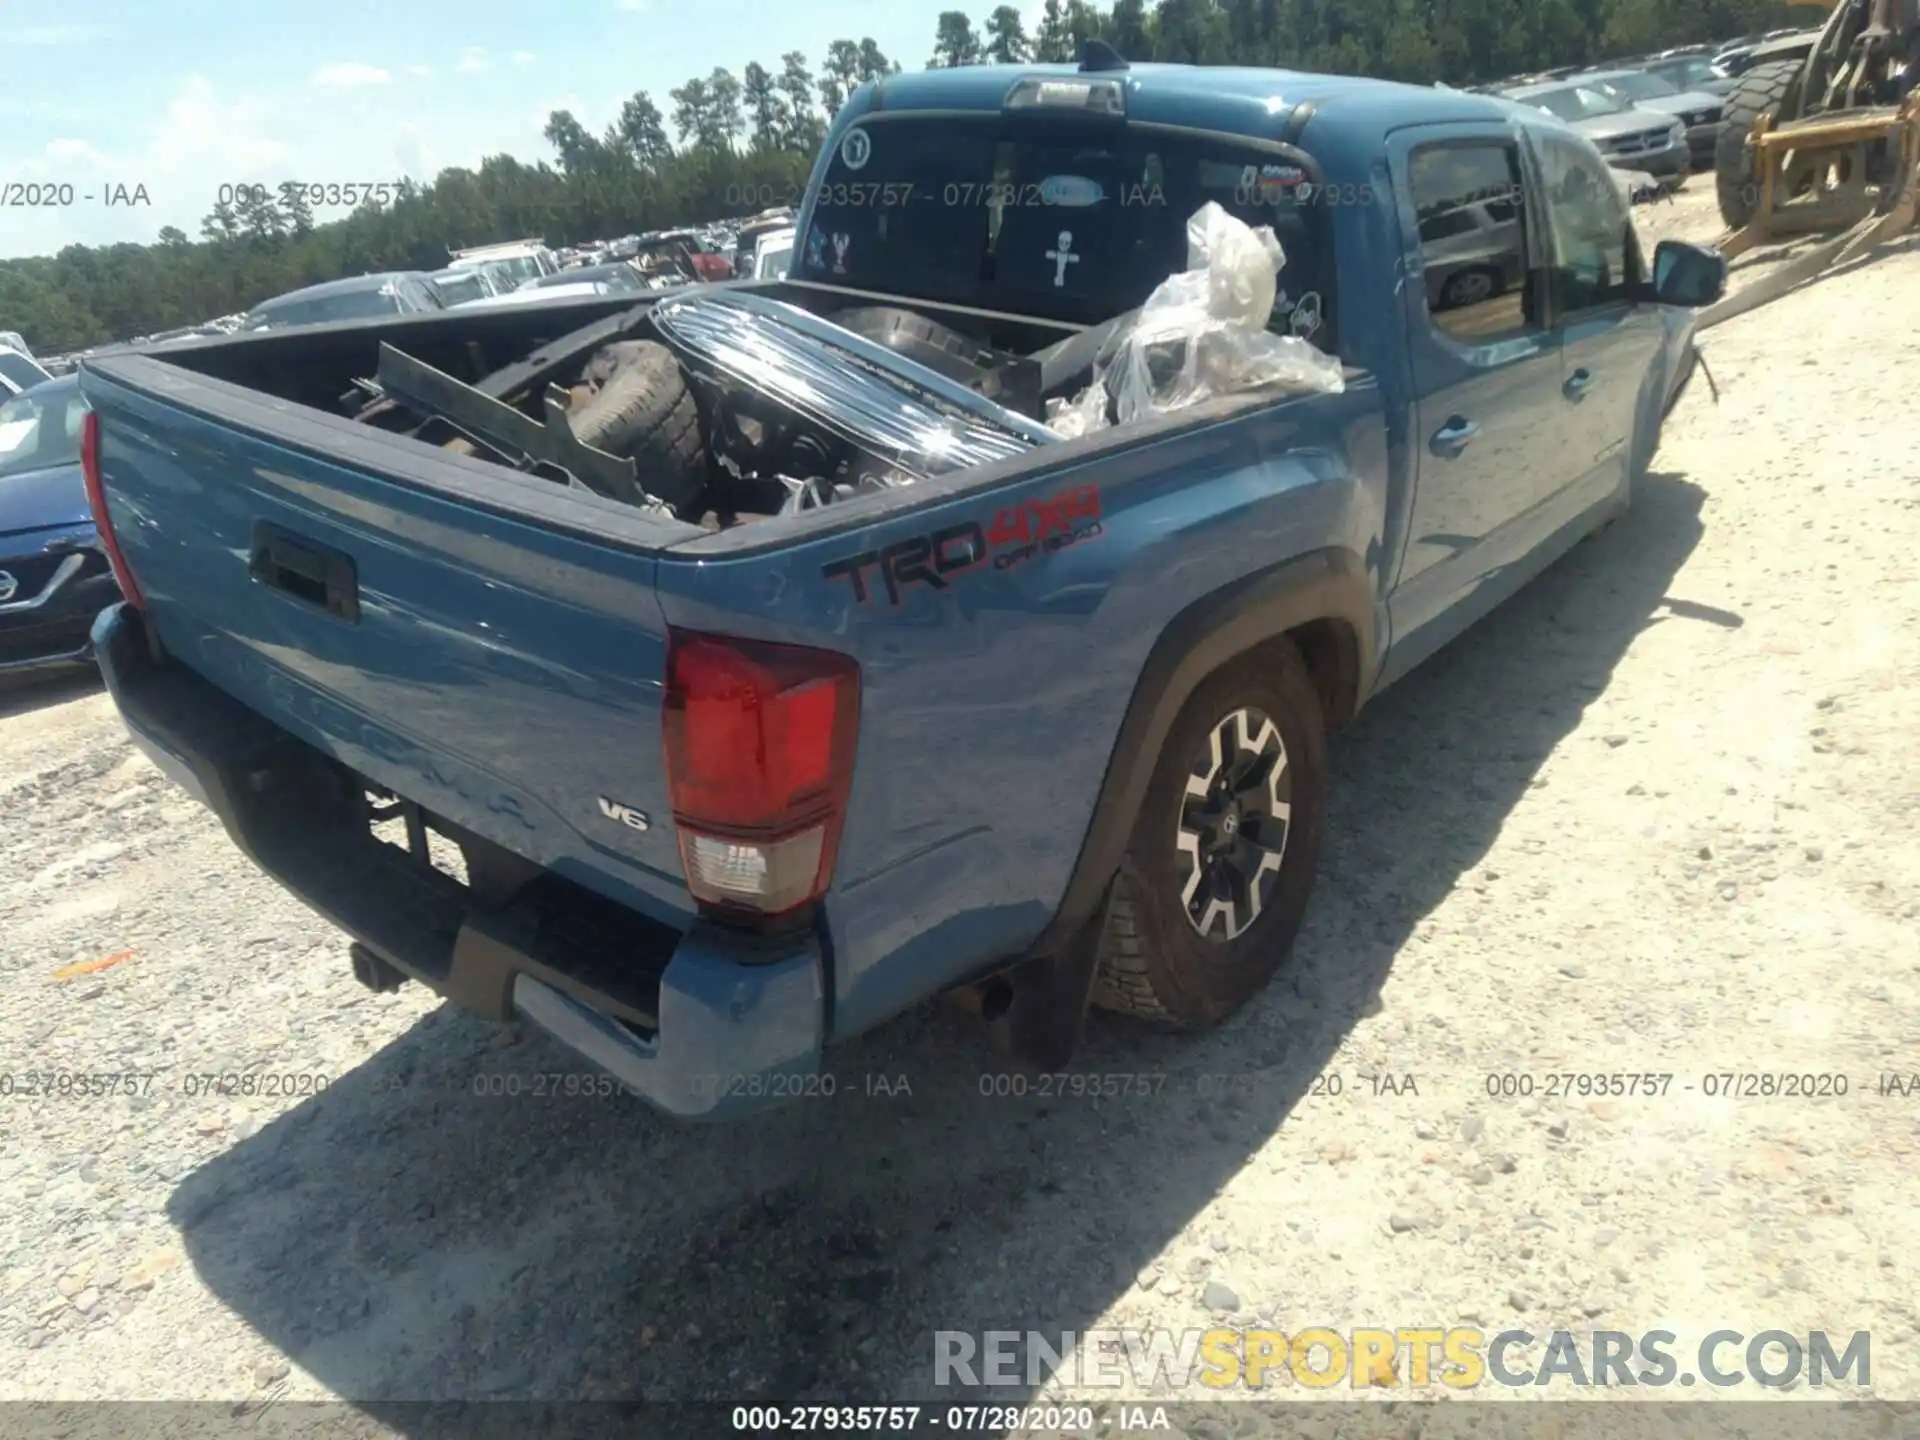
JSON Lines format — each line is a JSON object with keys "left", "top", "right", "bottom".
{"left": 445, "top": 238, "right": 559, "bottom": 290}
{"left": 732, "top": 208, "right": 796, "bottom": 276}
{"left": 1414, "top": 195, "right": 1525, "bottom": 312}
{"left": 1499, "top": 80, "right": 1690, "bottom": 188}
{"left": 241, "top": 273, "right": 446, "bottom": 332}
{"left": 751, "top": 224, "right": 797, "bottom": 280}
{"left": 1713, "top": 28, "right": 1822, "bottom": 78}
{"left": 427, "top": 267, "right": 505, "bottom": 307}
{"left": 656, "top": 229, "right": 735, "bottom": 283}
{"left": 453, "top": 280, "right": 625, "bottom": 309}
{"left": 1571, "top": 68, "right": 1726, "bottom": 169}
{"left": 630, "top": 233, "right": 706, "bottom": 285}
{"left": 0, "top": 346, "right": 54, "bottom": 397}
{"left": 0, "top": 375, "right": 120, "bottom": 672}
{"left": 518, "top": 262, "right": 648, "bottom": 294}
{"left": 1639, "top": 51, "right": 1735, "bottom": 98}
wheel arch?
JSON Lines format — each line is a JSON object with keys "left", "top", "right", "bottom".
{"left": 1023, "top": 546, "right": 1377, "bottom": 959}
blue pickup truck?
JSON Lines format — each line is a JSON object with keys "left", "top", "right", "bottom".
{"left": 77, "top": 50, "right": 1723, "bottom": 1118}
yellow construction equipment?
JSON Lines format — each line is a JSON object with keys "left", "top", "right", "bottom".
{"left": 1701, "top": 0, "right": 1920, "bottom": 326}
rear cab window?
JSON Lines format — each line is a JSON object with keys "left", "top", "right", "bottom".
{"left": 796, "top": 111, "right": 1337, "bottom": 351}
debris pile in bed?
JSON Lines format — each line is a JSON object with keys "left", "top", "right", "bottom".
{"left": 1045, "top": 202, "right": 1345, "bottom": 439}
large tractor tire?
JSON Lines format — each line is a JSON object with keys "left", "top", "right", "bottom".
{"left": 1714, "top": 58, "right": 1806, "bottom": 231}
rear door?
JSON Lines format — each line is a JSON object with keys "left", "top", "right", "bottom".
{"left": 1384, "top": 124, "right": 1566, "bottom": 662}
{"left": 1533, "top": 130, "right": 1668, "bottom": 500}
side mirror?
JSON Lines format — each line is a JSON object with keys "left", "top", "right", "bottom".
{"left": 1652, "top": 239, "right": 1727, "bottom": 308}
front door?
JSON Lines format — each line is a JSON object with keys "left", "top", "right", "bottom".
{"left": 1533, "top": 131, "right": 1670, "bottom": 503}
{"left": 1381, "top": 125, "right": 1567, "bottom": 679}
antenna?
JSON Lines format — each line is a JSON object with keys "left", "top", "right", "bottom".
{"left": 1079, "top": 39, "right": 1129, "bottom": 73}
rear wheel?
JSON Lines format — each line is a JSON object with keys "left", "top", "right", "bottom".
{"left": 1714, "top": 58, "right": 1805, "bottom": 230}
{"left": 1092, "top": 644, "right": 1328, "bottom": 1030}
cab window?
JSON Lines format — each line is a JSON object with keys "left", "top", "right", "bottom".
{"left": 1407, "top": 141, "right": 1539, "bottom": 342}
{"left": 1535, "top": 134, "right": 1641, "bottom": 314}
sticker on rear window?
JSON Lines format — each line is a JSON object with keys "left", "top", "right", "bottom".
{"left": 1046, "top": 231, "right": 1080, "bottom": 287}
{"left": 1289, "top": 290, "right": 1323, "bottom": 338}
{"left": 1039, "top": 174, "right": 1105, "bottom": 207}
{"left": 840, "top": 127, "right": 872, "bottom": 171}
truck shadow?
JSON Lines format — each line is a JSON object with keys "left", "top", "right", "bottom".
{"left": 0, "top": 665, "right": 102, "bottom": 721}
{"left": 166, "top": 474, "right": 1711, "bottom": 1423}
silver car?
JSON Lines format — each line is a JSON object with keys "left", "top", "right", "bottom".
{"left": 1500, "top": 80, "right": 1690, "bottom": 189}
{"left": 1571, "top": 68, "right": 1726, "bottom": 170}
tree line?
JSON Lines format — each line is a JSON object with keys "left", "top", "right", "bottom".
{"left": 2, "top": 0, "right": 1800, "bottom": 356}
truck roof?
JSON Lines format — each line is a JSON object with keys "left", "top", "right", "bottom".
{"left": 850, "top": 60, "right": 1521, "bottom": 137}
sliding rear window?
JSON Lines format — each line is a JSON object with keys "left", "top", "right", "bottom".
{"left": 798, "top": 115, "right": 1335, "bottom": 346}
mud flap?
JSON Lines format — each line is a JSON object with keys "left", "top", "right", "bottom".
{"left": 985, "top": 873, "right": 1121, "bottom": 1070}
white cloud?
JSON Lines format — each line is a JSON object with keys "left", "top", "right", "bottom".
{"left": 312, "top": 62, "right": 393, "bottom": 89}
{"left": 147, "top": 75, "right": 287, "bottom": 178}
{"left": 45, "top": 138, "right": 113, "bottom": 165}
{"left": 0, "top": 23, "right": 116, "bottom": 45}
{"left": 406, "top": 65, "right": 435, "bottom": 79}
{"left": 456, "top": 47, "right": 490, "bottom": 74}
{"left": 511, "top": 51, "right": 536, "bottom": 67}
{"left": 394, "top": 126, "right": 430, "bottom": 180}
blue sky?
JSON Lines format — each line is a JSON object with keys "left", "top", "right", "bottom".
{"left": 0, "top": 0, "right": 1043, "bottom": 259}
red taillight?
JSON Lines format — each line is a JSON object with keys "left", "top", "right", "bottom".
{"left": 662, "top": 630, "right": 860, "bottom": 922}
{"left": 80, "top": 410, "right": 144, "bottom": 610}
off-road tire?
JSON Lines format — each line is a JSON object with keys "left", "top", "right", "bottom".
{"left": 1715, "top": 59, "right": 1804, "bottom": 231}
{"left": 567, "top": 340, "right": 706, "bottom": 512}
{"left": 1091, "top": 642, "right": 1328, "bottom": 1030}
{"left": 829, "top": 305, "right": 982, "bottom": 386}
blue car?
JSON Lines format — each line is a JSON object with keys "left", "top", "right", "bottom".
{"left": 0, "top": 375, "right": 122, "bottom": 672}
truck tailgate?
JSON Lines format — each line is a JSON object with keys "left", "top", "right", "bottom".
{"left": 81, "top": 357, "right": 694, "bottom": 927}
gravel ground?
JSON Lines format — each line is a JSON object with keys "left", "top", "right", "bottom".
{"left": 2, "top": 187, "right": 1917, "bottom": 1430}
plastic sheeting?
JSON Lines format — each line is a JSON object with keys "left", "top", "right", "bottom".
{"left": 1045, "top": 202, "right": 1345, "bottom": 438}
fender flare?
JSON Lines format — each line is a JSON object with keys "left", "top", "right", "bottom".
{"left": 1024, "top": 546, "right": 1379, "bottom": 959}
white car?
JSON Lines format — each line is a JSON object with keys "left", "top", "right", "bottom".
{"left": 0, "top": 345, "right": 54, "bottom": 397}
{"left": 453, "top": 280, "right": 622, "bottom": 309}
{"left": 752, "top": 225, "right": 797, "bottom": 280}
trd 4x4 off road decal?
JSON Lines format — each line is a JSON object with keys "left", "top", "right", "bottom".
{"left": 822, "top": 484, "right": 1105, "bottom": 606}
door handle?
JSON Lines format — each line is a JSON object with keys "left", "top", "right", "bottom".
{"left": 1428, "top": 416, "right": 1480, "bottom": 458}
{"left": 1564, "top": 368, "right": 1595, "bottom": 400}
{"left": 249, "top": 521, "right": 360, "bottom": 623}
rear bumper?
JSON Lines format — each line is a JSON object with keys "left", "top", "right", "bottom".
{"left": 91, "top": 603, "right": 826, "bottom": 1120}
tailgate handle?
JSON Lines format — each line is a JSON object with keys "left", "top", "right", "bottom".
{"left": 249, "top": 523, "right": 360, "bottom": 623}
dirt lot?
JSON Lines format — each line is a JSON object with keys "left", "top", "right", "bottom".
{"left": 2, "top": 183, "right": 1918, "bottom": 1429}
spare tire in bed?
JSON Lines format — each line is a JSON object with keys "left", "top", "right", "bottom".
{"left": 567, "top": 340, "right": 706, "bottom": 513}
{"left": 829, "top": 306, "right": 984, "bottom": 387}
